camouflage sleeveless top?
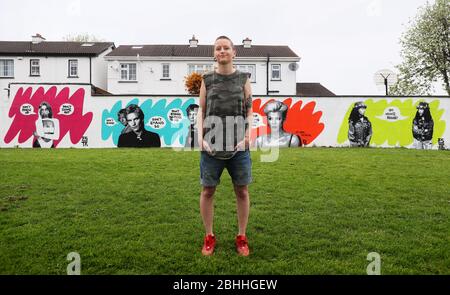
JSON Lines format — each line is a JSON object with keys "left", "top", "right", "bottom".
{"left": 203, "top": 69, "right": 249, "bottom": 159}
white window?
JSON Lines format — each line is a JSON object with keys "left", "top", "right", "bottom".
{"left": 0, "top": 59, "right": 14, "bottom": 77}
{"left": 30, "top": 59, "right": 40, "bottom": 76}
{"left": 162, "top": 63, "right": 171, "bottom": 79}
{"left": 236, "top": 64, "right": 256, "bottom": 82}
{"left": 271, "top": 64, "right": 281, "bottom": 80}
{"left": 188, "top": 64, "right": 213, "bottom": 75}
{"left": 68, "top": 60, "right": 78, "bottom": 77}
{"left": 120, "top": 63, "right": 137, "bottom": 80}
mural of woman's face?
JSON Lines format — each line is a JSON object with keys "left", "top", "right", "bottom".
{"left": 119, "top": 114, "right": 127, "bottom": 126}
{"left": 40, "top": 105, "right": 50, "bottom": 118}
{"left": 267, "top": 111, "right": 283, "bottom": 131}
{"left": 418, "top": 108, "right": 424, "bottom": 116}
{"left": 358, "top": 107, "right": 366, "bottom": 116}
{"left": 126, "top": 112, "right": 141, "bottom": 133}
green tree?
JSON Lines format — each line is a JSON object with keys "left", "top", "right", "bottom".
{"left": 390, "top": 0, "right": 450, "bottom": 95}
{"left": 62, "top": 33, "right": 105, "bottom": 42}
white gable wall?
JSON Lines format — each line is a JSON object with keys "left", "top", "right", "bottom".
{"left": 91, "top": 47, "right": 114, "bottom": 91}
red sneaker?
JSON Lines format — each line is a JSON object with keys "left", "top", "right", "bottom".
{"left": 235, "top": 235, "right": 250, "bottom": 256}
{"left": 202, "top": 234, "right": 216, "bottom": 256}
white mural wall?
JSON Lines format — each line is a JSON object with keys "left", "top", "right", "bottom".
{"left": 1, "top": 84, "right": 449, "bottom": 149}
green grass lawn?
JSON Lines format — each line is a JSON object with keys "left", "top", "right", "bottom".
{"left": 0, "top": 148, "right": 449, "bottom": 274}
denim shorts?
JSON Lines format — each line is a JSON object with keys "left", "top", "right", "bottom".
{"left": 200, "top": 150, "right": 252, "bottom": 187}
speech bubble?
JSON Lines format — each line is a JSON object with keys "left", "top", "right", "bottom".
{"left": 252, "top": 113, "right": 266, "bottom": 128}
{"left": 105, "top": 117, "right": 117, "bottom": 127}
{"left": 147, "top": 116, "right": 166, "bottom": 129}
{"left": 376, "top": 107, "right": 408, "bottom": 121}
{"left": 167, "top": 108, "right": 183, "bottom": 124}
{"left": 58, "top": 103, "right": 74, "bottom": 115}
{"left": 20, "top": 104, "right": 36, "bottom": 115}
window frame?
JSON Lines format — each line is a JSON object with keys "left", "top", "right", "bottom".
{"left": 187, "top": 64, "right": 213, "bottom": 75}
{"left": 30, "top": 59, "right": 40, "bottom": 76}
{"left": 120, "top": 63, "right": 137, "bottom": 81}
{"left": 0, "top": 59, "right": 14, "bottom": 78}
{"left": 161, "top": 63, "right": 171, "bottom": 80}
{"left": 68, "top": 59, "right": 79, "bottom": 78}
{"left": 271, "top": 64, "right": 281, "bottom": 81}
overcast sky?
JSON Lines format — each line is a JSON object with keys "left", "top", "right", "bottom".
{"left": 1, "top": 0, "right": 445, "bottom": 95}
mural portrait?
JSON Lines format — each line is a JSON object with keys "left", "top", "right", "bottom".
{"left": 33, "top": 101, "right": 60, "bottom": 148}
{"left": 251, "top": 98, "right": 325, "bottom": 148}
{"left": 412, "top": 102, "right": 434, "bottom": 149}
{"left": 3, "top": 86, "right": 92, "bottom": 148}
{"left": 184, "top": 103, "right": 199, "bottom": 149}
{"left": 255, "top": 100, "right": 301, "bottom": 148}
{"left": 117, "top": 108, "right": 133, "bottom": 135}
{"left": 117, "top": 104, "right": 161, "bottom": 148}
{"left": 101, "top": 98, "right": 196, "bottom": 147}
{"left": 348, "top": 101, "right": 372, "bottom": 147}
{"left": 337, "top": 99, "right": 446, "bottom": 148}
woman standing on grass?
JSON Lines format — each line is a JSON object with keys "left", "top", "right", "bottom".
{"left": 197, "top": 36, "right": 253, "bottom": 256}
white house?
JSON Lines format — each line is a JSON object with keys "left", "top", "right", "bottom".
{"left": 105, "top": 36, "right": 301, "bottom": 96}
{"left": 0, "top": 34, "right": 115, "bottom": 99}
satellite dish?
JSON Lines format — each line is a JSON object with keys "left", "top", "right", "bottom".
{"left": 374, "top": 69, "right": 398, "bottom": 95}
{"left": 288, "top": 62, "right": 299, "bottom": 71}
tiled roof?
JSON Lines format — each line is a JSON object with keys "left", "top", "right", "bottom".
{"left": 106, "top": 45, "right": 299, "bottom": 58}
{"left": 0, "top": 41, "right": 115, "bottom": 56}
{"left": 296, "top": 83, "right": 336, "bottom": 96}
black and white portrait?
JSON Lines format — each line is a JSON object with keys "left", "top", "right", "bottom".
{"left": 348, "top": 101, "right": 372, "bottom": 147}
{"left": 117, "top": 104, "right": 161, "bottom": 148}
{"left": 33, "top": 101, "right": 60, "bottom": 148}
{"left": 255, "top": 100, "right": 301, "bottom": 148}
{"left": 184, "top": 103, "right": 199, "bottom": 149}
{"left": 412, "top": 102, "right": 433, "bottom": 149}
{"left": 118, "top": 108, "right": 133, "bottom": 135}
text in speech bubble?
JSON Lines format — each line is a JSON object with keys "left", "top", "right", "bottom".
{"left": 105, "top": 117, "right": 117, "bottom": 127}
{"left": 20, "top": 104, "right": 36, "bottom": 115}
{"left": 58, "top": 103, "right": 75, "bottom": 115}
{"left": 376, "top": 107, "right": 408, "bottom": 121}
{"left": 147, "top": 116, "right": 166, "bottom": 129}
{"left": 167, "top": 108, "right": 183, "bottom": 124}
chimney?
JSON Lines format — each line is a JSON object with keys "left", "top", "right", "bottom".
{"left": 189, "top": 35, "right": 198, "bottom": 48}
{"left": 243, "top": 37, "right": 252, "bottom": 48}
{"left": 32, "top": 33, "right": 46, "bottom": 44}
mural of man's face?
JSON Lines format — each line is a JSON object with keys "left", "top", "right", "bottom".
{"left": 358, "top": 107, "right": 366, "bottom": 115}
{"left": 188, "top": 108, "right": 198, "bottom": 126}
{"left": 267, "top": 112, "right": 283, "bottom": 131}
{"left": 126, "top": 112, "right": 141, "bottom": 133}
